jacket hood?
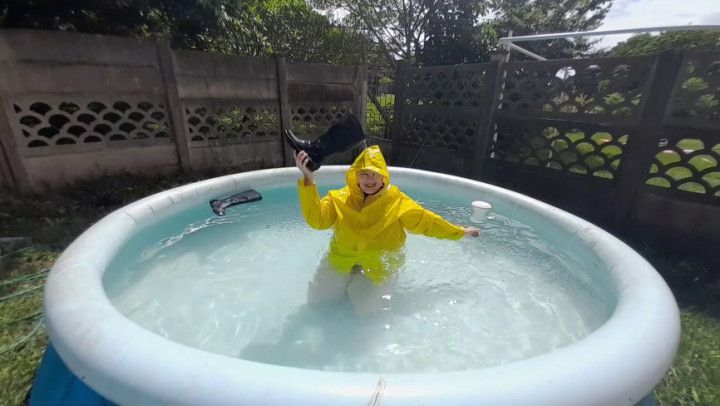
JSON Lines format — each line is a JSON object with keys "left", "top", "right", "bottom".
{"left": 346, "top": 145, "right": 390, "bottom": 196}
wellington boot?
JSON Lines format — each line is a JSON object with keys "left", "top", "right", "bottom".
{"left": 284, "top": 114, "right": 366, "bottom": 171}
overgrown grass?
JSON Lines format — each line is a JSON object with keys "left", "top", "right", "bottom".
{"left": 655, "top": 311, "right": 720, "bottom": 405}
{"left": 0, "top": 248, "right": 55, "bottom": 406}
{"left": 0, "top": 171, "right": 227, "bottom": 246}
{"left": 0, "top": 170, "right": 224, "bottom": 405}
{"left": 1, "top": 170, "right": 719, "bottom": 405}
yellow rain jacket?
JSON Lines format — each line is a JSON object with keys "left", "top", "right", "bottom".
{"left": 297, "top": 145, "right": 464, "bottom": 284}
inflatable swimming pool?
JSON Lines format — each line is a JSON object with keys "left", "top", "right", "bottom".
{"left": 33, "top": 167, "right": 679, "bottom": 405}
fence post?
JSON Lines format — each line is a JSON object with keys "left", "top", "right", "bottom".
{"left": 0, "top": 138, "right": 14, "bottom": 189}
{"left": 0, "top": 88, "right": 30, "bottom": 190}
{"left": 156, "top": 41, "right": 193, "bottom": 172}
{"left": 275, "top": 55, "right": 291, "bottom": 166}
{"left": 353, "top": 64, "right": 368, "bottom": 129}
{"left": 470, "top": 59, "right": 504, "bottom": 179}
{"left": 612, "top": 49, "right": 686, "bottom": 227}
{"left": 390, "top": 60, "right": 410, "bottom": 165}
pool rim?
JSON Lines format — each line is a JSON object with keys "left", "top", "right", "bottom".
{"left": 43, "top": 166, "right": 681, "bottom": 406}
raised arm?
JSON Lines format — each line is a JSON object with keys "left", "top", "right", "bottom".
{"left": 295, "top": 150, "right": 337, "bottom": 230}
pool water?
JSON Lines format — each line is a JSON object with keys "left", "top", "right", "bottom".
{"left": 104, "top": 184, "right": 615, "bottom": 373}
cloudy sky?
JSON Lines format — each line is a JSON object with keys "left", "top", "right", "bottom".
{"left": 594, "top": 0, "right": 720, "bottom": 50}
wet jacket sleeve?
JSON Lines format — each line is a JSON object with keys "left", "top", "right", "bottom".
{"left": 399, "top": 196, "right": 465, "bottom": 240}
{"left": 297, "top": 179, "right": 337, "bottom": 230}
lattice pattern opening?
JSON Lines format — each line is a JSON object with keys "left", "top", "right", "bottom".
{"left": 499, "top": 58, "right": 654, "bottom": 122}
{"left": 185, "top": 104, "right": 280, "bottom": 144}
{"left": 646, "top": 137, "right": 720, "bottom": 197}
{"left": 403, "top": 66, "right": 489, "bottom": 108}
{"left": 290, "top": 103, "right": 353, "bottom": 138}
{"left": 668, "top": 52, "right": 720, "bottom": 128}
{"left": 366, "top": 73, "right": 394, "bottom": 139}
{"left": 489, "top": 121, "right": 628, "bottom": 179}
{"left": 15, "top": 100, "right": 169, "bottom": 149}
{"left": 401, "top": 113, "right": 478, "bottom": 152}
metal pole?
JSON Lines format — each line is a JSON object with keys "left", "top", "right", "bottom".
{"left": 499, "top": 24, "right": 720, "bottom": 44}
{"left": 508, "top": 43, "right": 547, "bottom": 61}
{"left": 504, "top": 31, "right": 513, "bottom": 62}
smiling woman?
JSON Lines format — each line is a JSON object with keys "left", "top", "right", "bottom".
{"left": 358, "top": 169, "right": 384, "bottom": 195}
{"left": 294, "top": 145, "right": 479, "bottom": 317}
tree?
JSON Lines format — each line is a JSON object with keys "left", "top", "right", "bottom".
{"left": 489, "top": 0, "right": 612, "bottom": 60}
{"left": 315, "top": 0, "right": 613, "bottom": 64}
{"left": 417, "top": 0, "right": 496, "bottom": 65}
{"left": 611, "top": 31, "right": 720, "bottom": 56}
{"left": 0, "top": 0, "right": 227, "bottom": 50}
{"left": 0, "top": 0, "right": 372, "bottom": 65}
{"left": 312, "top": 0, "right": 448, "bottom": 64}
{"left": 204, "top": 0, "right": 370, "bottom": 64}
{"left": 254, "top": 0, "right": 368, "bottom": 64}
{"left": 145, "top": 0, "right": 228, "bottom": 50}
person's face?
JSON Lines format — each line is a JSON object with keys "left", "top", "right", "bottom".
{"left": 358, "top": 169, "right": 384, "bottom": 195}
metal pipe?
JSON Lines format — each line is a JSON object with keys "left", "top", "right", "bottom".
{"left": 508, "top": 43, "right": 547, "bottom": 61}
{"left": 504, "top": 30, "right": 513, "bottom": 62}
{"left": 499, "top": 25, "right": 720, "bottom": 44}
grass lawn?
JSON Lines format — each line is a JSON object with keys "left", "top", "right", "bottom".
{"left": 1, "top": 170, "right": 226, "bottom": 405}
{"left": 1, "top": 171, "right": 719, "bottom": 405}
{"left": 0, "top": 248, "right": 52, "bottom": 405}
{"left": 655, "top": 311, "right": 720, "bottom": 405}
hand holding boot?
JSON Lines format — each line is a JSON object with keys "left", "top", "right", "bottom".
{"left": 294, "top": 150, "right": 315, "bottom": 186}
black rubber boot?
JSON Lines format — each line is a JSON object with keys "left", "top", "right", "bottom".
{"left": 284, "top": 114, "right": 366, "bottom": 171}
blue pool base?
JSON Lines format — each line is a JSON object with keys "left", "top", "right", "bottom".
{"left": 30, "top": 343, "right": 658, "bottom": 406}
{"left": 29, "top": 344, "right": 111, "bottom": 405}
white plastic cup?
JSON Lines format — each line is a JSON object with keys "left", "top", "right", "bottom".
{"left": 470, "top": 200, "right": 492, "bottom": 223}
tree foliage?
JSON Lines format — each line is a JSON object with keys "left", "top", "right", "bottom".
{"left": 204, "top": 0, "right": 368, "bottom": 64}
{"left": 611, "top": 31, "right": 720, "bottom": 56}
{"left": 489, "top": 0, "right": 611, "bottom": 60}
{"left": 0, "top": 0, "right": 227, "bottom": 50}
{"left": 0, "top": 0, "right": 368, "bottom": 64}
{"left": 316, "top": 0, "right": 613, "bottom": 65}
{"left": 418, "top": 0, "right": 497, "bottom": 66}
{"left": 0, "top": 0, "right": 618, "bottom": 65}
{"left": 312, "top": 0, "right": 501, "bottom": 66}
{"left": 312, "top": 0, "right": 446, "bottom": 63}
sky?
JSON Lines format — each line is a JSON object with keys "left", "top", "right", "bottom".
{"left": 594, "top": 0, "right": 720, "bottom": 50}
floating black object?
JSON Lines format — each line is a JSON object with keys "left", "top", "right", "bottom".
{"left": 210, "top": 189, "right": 262, "bottom": 216}
{"left": 284, "top": 114, "right": 366, "bottom": 171}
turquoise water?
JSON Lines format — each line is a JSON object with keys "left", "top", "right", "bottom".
{"left": 104, "top": 184, "right": 615, "bottom": 373}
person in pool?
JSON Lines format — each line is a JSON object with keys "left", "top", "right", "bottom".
{"left": 294, "top": 145, "right": 480, "bottom": 317}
